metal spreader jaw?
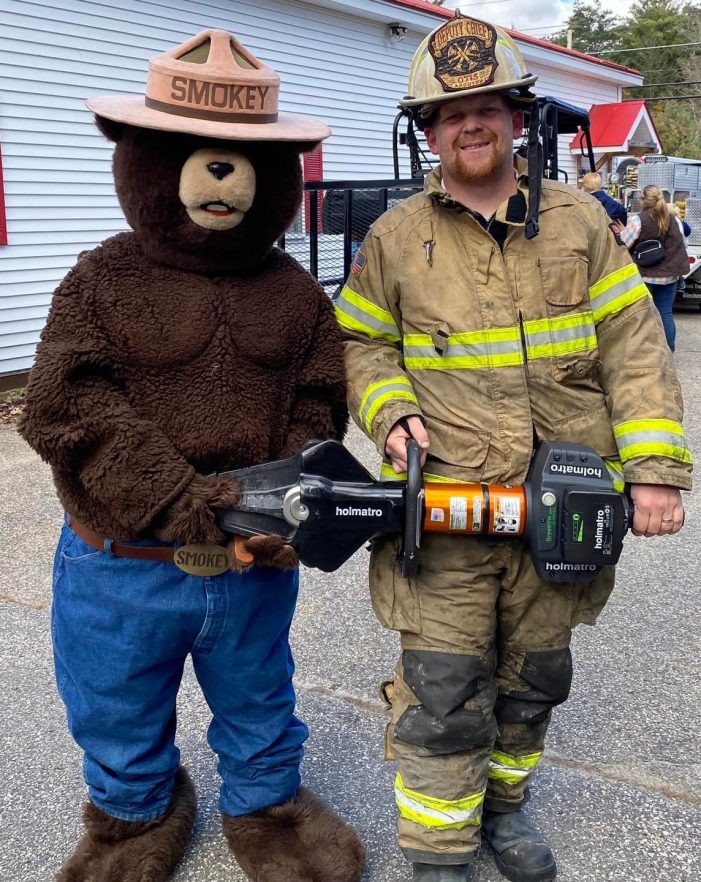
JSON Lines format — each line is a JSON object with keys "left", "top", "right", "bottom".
{"left": 216, "top": 440, "right": 411, "bottom": 572}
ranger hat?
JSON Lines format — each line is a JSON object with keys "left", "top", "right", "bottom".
{"left": 400, "top": 11, "right": 537, "bottom": 122}
{"left": 87, "top": 29, "right": 331, "bottom": 142}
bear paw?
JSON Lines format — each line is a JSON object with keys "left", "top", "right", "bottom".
{"left": 154, "top": 475, "right": 240, "bottom": 544}
{"left": 56, "top": 767, "right": 196, "bottom": 882}
{"left": 229, "top": 534, "right": 299, "bottom": 571}
{"left": 222, "top": 787, "right": 365, "bottom": 882}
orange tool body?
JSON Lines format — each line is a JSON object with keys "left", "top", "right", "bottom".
{"left": 423, "top": 483, "right": 526, "bottom": 537}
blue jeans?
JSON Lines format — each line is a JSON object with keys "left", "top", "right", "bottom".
{"left": 52, "top": 524, "right": 307, "bottom": 821}
{"left": 647, "top": 281, "right": 677, "bottom": 351}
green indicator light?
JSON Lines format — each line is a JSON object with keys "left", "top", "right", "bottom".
{"left": 572, "top": 513, "right": 584, "bottom": 542}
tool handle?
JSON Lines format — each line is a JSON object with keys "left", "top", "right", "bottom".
{"left": 400, "top": 438, "right": 423, "bottom": 578}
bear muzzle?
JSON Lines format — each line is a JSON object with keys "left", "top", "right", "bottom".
{"left": 179, "top": 147, "right": 256, "bottom": 230}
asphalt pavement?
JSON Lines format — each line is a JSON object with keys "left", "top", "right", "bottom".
{"left": 1, "top": 313, "right": 700, "bottom": 882}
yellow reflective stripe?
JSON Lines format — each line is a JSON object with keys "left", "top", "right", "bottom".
{"left": 603, "top": 457, "right": 625, "bottom": 492}
{"left": 404, "top": 327, "right": 523, "bottom": 370}
{"left": 394, "top": 774, "right": 484, "bottom": 831}
{"left": 379, "top": 462, "right": 472, "bottom": 483}
{"left": 613, "top": 419, "right": 692, "bottom": 464}
{"left": 589, "top": 264, "right": 650, "bottom": 323}
{"left": 383, "top": 461, "right": 628, "bottom": 489}
{"left": 380, "top": 462, "right": 404, "bottom": 481}
{"left": 488, "top": 751, "right": 543, "bottom": 785}
{"left": 522, "top": 312, "right": 597, "bottom": 360}
{"left": 335, "top": 286, "right": 401, "bottom": 342}
{"left": 359, "top": 377, "right": 419, "bottom": 434}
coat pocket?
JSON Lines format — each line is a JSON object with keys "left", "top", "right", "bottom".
{"left": 423, "top": 413, "right": 491, "bottom": 479}
{"left": 369, "top": 535, "right": 422, "bottom": 633}
{"left": 539, "top": 257, "right": 589, "bottom": 311}
{"left": 535, "top": 257, "right": 600, "bottom": 377}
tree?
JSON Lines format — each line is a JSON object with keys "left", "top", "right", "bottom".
{"left": 617, "top": 0, "right": 701, "bottom": 157}
{"left": 550, "top": 0, "right": 701, "bottom": 158}
{"left": 650, "top": 101, "right": 701, "bottom": 157}
{"left": 609, "top": 0, "right": 690, "bottom": 85}
{"left": 550, "top": 1, "right": 623, "bottom": 54}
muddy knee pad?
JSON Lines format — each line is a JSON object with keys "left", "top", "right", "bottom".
{"left": 394, "top": 650, "right": 497, "bottom": 753}
{"left": 496, "top": 648, "right": 573, "bottom": 725}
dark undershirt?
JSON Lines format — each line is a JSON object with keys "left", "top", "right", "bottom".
{"left": 478, "top": 215, "right": 509, "bottom": 251}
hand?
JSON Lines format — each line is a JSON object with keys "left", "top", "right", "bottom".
{"left": 610, "top": 219, "right": 625, "bottom": 233}
{"left": 153, "top": 474, "right": 241, "bottom": 544}
{"left": 629, "top": 484, "right": 684, "bottom": 537}
{"left": 385, "top": 416, "right": 430, "bottom": 473}
{"left": 228, "top": 534, "right": 299, "bottom": 571}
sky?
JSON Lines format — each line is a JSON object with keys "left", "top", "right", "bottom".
{"left": 441, "top": 0, "right": 624, "bottom": 41}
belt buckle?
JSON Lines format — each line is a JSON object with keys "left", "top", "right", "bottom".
{"left": 173, "top": 543, "right": 230, "bottom": 576}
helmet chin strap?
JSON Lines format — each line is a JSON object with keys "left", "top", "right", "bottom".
{"left": 525, "top": 102, "right": 543, "bottom": 240}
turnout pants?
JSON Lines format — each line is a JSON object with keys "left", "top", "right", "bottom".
{"left": 370, "top": 532, "right": 614, "bottom": 864}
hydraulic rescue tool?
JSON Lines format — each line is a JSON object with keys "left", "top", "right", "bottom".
{"left": 216, "top": 440, "right": 633, "bottom": 582}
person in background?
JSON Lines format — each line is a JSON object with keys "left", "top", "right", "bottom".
{"left": 612, "top": 186, "right": 689, "bottom": 351}
{"left": 668, "top": 203, "right": 691, "bottom": 242}
{"left": 581, "top": 171, "right": 627, "bottom": 224}
{"left": 668, "top": 203, "right": 691, "bottom": 294}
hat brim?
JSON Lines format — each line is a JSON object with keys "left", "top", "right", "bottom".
{"left": 86, "top": 95, "right": 331, "bottom": 142}
{"left": 400, "top": 77, "right": 538, "bottom": 110}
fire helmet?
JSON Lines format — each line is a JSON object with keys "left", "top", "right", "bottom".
{"left": 400, "top": 12, "right": 537, "bottom": 126}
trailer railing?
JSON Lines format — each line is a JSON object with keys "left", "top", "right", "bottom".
{"left": 279, "top": 178, "right": 423, "bottom": 296}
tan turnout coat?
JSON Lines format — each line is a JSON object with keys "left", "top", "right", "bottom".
{"left": 336, "top": 165, "right": 692, "bottom": 491}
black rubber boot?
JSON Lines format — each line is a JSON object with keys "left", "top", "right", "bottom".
{"left": 481, "top": 811, "right": 556, "bottom": 882}
{"left": 412, "top": 862, "right": 473, "bottom": 882}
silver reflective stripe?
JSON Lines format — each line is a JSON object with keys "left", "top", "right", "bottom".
{"left": 590, "top": 270, "right": 647, "bottom": 320}
{"left": 359, "top": 379, "right": 418, "bottom": 432}
{"left": 616, "top": 429, "right": 688, "bottom": 450}
{"left": 336, "top": 298, "right": 399, "bottom": 338}
{"left": 488, "top": 761, "right": 529, "bottom": 780}
{"left": 525, "top": 322, "right": 594, "bottom": 349}
{"left": 404, "top": 339, "right": 523, "bottom": 360}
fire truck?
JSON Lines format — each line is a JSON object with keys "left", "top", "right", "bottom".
{"left": 611, "top": 154, "right": 701, "bottom": 307}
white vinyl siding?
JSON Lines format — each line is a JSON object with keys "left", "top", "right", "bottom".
{"left": 0, "top": 0, "right": 640, "bottom": 377}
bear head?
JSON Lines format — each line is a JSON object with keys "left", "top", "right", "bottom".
{"left": 96, "top": 115, "right": 317, "bottom": 275}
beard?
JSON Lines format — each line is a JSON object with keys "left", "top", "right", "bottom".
{"left": 444, "top": 135, "right": 513, "bottom": 185}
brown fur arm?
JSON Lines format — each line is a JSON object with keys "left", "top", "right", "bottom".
{"left": 19, "top": 266, "right": 227, "bottom": 538}
{"left": 278, "top": 288, "right": 349, "bottom": 458}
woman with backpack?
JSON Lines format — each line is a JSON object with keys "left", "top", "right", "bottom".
{"left": 612, "top": 185, "right": 689, "bottom": 351}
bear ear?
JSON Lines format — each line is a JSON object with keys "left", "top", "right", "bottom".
{"left": 94, "top": 114, "right": 126, "bottom": 142}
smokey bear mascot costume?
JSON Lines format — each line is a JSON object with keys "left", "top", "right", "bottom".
{"left": 19, "top": 29, "right": 364, "bottom": 882}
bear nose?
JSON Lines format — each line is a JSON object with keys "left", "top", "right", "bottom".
{"left": 207, "top": 161, "right": 235, "bottom": 181}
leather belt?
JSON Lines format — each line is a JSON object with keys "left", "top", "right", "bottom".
{"left": 68, "top": 517, "right": 176, "bottom": 562}
{"left": 67, "top": 517, "right": 246, "bottom": 576}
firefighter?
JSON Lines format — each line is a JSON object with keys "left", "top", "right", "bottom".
{"left": 335, "top": 12, "right": 692, "bottom": 882}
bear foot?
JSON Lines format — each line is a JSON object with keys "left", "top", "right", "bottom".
{"left": 56, "top": 767, "right": 197, "bottom": 882}
{"left": 222, "top": 786, "right": 365, "bottom": 882}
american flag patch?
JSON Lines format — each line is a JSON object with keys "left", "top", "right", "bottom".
{"left": 351, "top": 249, "right": 367, "bottom": 276}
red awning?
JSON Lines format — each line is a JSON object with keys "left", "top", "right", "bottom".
{"left": 570, "top": 101, "right": 661, "bottom": 153}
